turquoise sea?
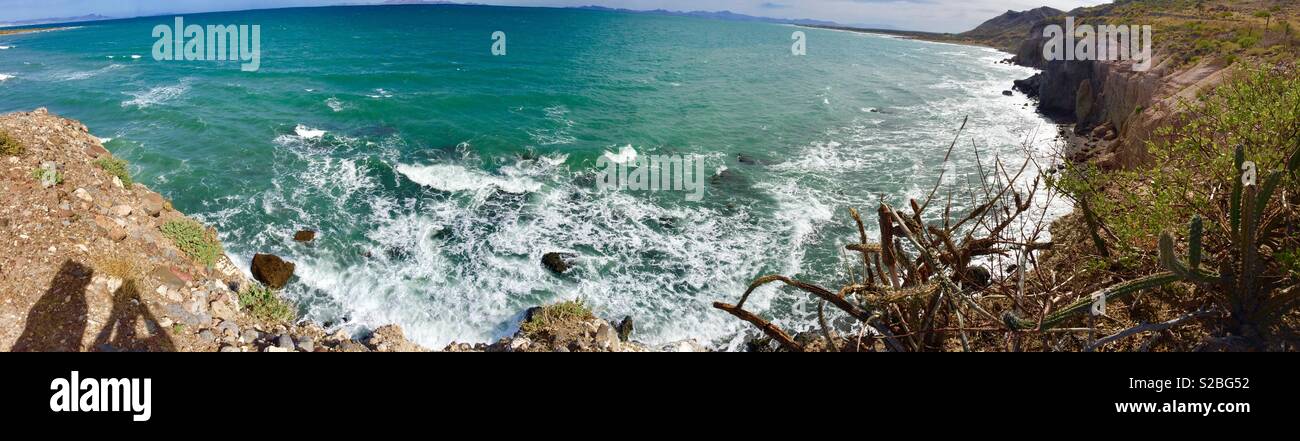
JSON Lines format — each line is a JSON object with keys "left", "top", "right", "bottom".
{"left": 0, "top": 5, "right": 1064, "bottom": 349}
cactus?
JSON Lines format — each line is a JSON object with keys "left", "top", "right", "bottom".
{"left": 1007, "top": 215, "right": 1212, "bottom": 331}
{"left": 1009, "top": 146, "right": 1296, "bottom": 336}
{"left": 1159, "top": 216, "right": 1218, "bottom": 284}
{"left": 1230, "top": 145, "right": 1244, "bottom": 239}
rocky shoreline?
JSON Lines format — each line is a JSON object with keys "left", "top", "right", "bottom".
{"left": 0, "top": 108, "right": 713, "bottom": 352}
{"left": 0, "top": 108, "right": 432, "bottom": 352}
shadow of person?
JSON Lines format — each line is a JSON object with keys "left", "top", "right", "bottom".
{"left": 92, "top": 279, "right": 176, "bottom": 352}
{"left": 12, "top": 260, "right": 93, "bottom": 352}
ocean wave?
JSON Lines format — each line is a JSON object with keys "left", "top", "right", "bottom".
{"left": 538, "top": 153, "right": 568, "bottom": 167}
{"left": 366, "top": 88, "right": 393, "bottom": 99}
{"left": 294, "top": 124, "right": 327, "bottom": 140}
{"left": 121, "top": 80, "right": 190, "bottom": 108}
{"left": 0, "top": 74, "right": 12, "bottom": 82}
{"left": 396, "top": 163, "right": 542, "bottom": 195}
{"left": 0, "top": 45, "right": 11, "bottom": 50}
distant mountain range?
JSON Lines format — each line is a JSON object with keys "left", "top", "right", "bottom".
{"left": 378, "top": 1, "right": 887, "bottom": 28}
{"left": 572, "top": 6, "right": 845, "bottom": 27}
{"left": 0, "top": 14, "right": 113, "bottom": 28}
{"left": 0, "top": 3, "right": 907, "bottom": 31}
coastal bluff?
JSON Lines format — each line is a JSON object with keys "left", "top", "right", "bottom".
{"left": 0, "top": 108, "right": 429, "bottom": 352}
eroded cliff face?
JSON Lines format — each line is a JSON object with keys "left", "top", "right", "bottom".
{"left": 1010, "top": 24, "right": 1231, "bottom": 169}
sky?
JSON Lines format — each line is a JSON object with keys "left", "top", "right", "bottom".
{"left": 0, "top": 0, "right": 1112, "bottom": 33}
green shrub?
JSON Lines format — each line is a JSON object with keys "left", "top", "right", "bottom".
{"left": 29, "top": 166, "right": 63, "bottom": 186}
{"left": 160, "top": 219, "right": 222, "bottom": 267}
{"left": 520, "top": 300, "right": 593, "bottom": 336}
{"left": 93, "top": 156, "right": 133, "bottom": 187}
{"left": 0, "top": 131, "right": 22, "bottom": 156}
{"left": 1234, "top": 33, "right": 1261, "bottom": 49}
{"left": 238, "top": 285, "right": 296, "bottom": 323}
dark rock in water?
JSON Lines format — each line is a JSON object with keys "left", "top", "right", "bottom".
{"left": 1002, "top": 90, "right": 1014, "bottom": 96}
{"left": 710, "top": 168, "right": 746, "bottom": 187}
{"left": 542, "top": 252, "right": 576, "bottom": 275}
{"left": 736, "top": 154, "right": 768, "bottom": 166}
{"left": 251, "top": 253, "right": 296, "bottom": 290}
{"left": 1013, "top": 73, "right": 1043, "bottom": 99}
{"left": 963, "top": 266, "right": 992, "bottom": 289}
{"left": 616, "top": 316, "right": 634, "bottom": 342}
{"left": 293, "top": 229, "right": 317, "bottom": 242}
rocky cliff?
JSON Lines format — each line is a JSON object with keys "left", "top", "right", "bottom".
{"left": 1001, "top": 18, "right": 1245, "bottom": 169}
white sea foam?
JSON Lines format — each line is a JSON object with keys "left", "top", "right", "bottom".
{"left": 294, "top": 125, "right": 327, "bottom": 139}
{"left": 0, "top": 45, "right": 12, "bottom": 50}
{"left": 122, "top": 80, "right": 190, "bottom": 108}
{"left": 0, "top": 73, "right": 12, "bottom": 82}
{"left": 60, "top": 63, "right": 123, "bottom": 81}
{"left": 366, "top": 88, "right": 393, "bottom": 99}
{"left": 325, "top": 97, "right": 344, "bottom": 112}
{"left": 130, "top": 54, "right": 141, "bottom": 59}
{"left": 538, "top": 153, "right": 568, "bottom": 167}
{"left": 396, "top": 163, "right": 541, "bottom": 195}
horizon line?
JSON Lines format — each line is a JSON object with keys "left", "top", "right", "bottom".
{"left": 0, "top": 3, "right": 930, "bottom": 34}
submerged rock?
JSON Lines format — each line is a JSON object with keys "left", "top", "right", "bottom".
{"left": 251, "top": 253, "right": 296, "bottom": 289}
{"left": 293, "top": 229, "right": 317, "bottom": 242}
{"left": 542, "top": 252, "right": 576, "bottom": 275}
